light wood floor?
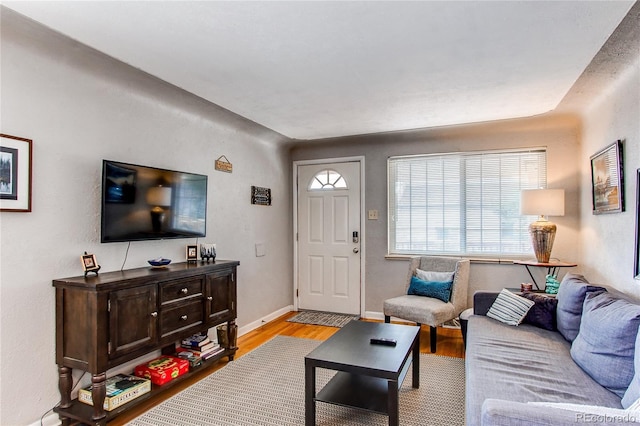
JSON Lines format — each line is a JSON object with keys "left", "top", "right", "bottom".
{"left": 109, "top": 312, "right": 464, "bottom": 425}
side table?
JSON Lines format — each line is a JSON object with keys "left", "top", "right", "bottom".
{"left": 513, "top": 260, "right": 577, "bottom": 291}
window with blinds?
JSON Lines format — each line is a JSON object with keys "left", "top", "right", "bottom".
{"left": 388, "top": 149, "right": 546, "bottom": 256}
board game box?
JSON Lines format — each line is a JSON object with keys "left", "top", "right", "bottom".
{"left": 78, "top": 374, "right": 151, "bottom": 411}
{"left": 134, "top": 355, "right": 189, "bottom": 385}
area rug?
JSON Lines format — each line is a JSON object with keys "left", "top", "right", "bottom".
{"left": 127, "top": 336, "right": 465, "bottom": 426}
{"left": 287, "top": 310, "right": 360, "bottom": 328}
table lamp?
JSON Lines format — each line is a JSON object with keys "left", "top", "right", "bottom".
{"left": 520, "top": 189, "right": 565, "bottom": 263}
{"left": 146, "top": 186, "right": 172, "bottom": 232}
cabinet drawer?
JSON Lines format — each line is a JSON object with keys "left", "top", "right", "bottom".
{"left": 160, "top": 300, "right": 204, "bottom": 338}
{"left": 160, "top": 277, "right": 204, "bottom": 305}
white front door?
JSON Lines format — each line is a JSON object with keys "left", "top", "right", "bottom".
{"left": 297, "top": 161, "right": 361, "bottom": 315}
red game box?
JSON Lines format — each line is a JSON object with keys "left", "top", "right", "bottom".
{"left": 134, "top": 355, "right": 189, "bottom": 386}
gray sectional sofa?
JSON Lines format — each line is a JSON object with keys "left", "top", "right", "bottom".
{"left": 465, "top": 274, "right": 640, "bottom": 425}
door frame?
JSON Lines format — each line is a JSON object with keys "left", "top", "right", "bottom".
{"left": 293, "top": 156, "right": 366, "bottom": 316}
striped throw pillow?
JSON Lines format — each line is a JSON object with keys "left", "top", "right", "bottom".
{"left": 487, "top": 289, "right": 535, "bottom": 326}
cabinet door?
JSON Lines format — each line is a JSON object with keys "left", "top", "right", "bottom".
{"left": 109, "top": 284, "right": 158, "bottom": 359}
{"left": 206, "top": 269, "right": 236, "bottom": 324}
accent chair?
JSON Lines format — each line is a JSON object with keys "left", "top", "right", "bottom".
{"left": 383, "top": 256, "right": 470, "bottom": 353}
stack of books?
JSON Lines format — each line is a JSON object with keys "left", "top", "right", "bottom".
{"left": 179, "top": 332, "right": 225, "bottom": 360}
{"left": 78, "top": 374, "right": 151, "bottom": 411}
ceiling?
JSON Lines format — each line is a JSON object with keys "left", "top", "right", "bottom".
{"left": 3, "top": 1, "right": 636, "bottom": 140}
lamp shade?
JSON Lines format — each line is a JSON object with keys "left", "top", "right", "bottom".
{"left": 146, "top": 186, "right": 172, "bottom": 207}
{"left": 520, "top": 189, "right": 565, "bottom": 217}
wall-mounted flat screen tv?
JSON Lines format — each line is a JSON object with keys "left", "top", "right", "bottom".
{"left": 101, "top": 160, "right": 207, "bottom": 243}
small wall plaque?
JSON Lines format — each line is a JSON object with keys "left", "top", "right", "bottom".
{"left": 251, "top": 186, "right": 272, "bottom": 206}
{"left": 215, "top": 155, "right": 233, "bottom": 173}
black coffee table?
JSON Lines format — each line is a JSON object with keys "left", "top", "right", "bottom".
{"left": 304, "top": 320, "right": 420, "bottom": 426}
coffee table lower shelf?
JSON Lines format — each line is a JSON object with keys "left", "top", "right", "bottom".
{"left": 316, "top": 357, "right": 412, "bottom": 415}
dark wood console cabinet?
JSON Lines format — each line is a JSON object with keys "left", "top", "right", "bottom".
{"left": 52, "top": 260, "right": 239, "bottom": 425}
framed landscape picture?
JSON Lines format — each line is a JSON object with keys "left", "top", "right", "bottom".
{"left": 590, "top": 140, "right": 624, "bottom": 214}
{"left": 0, "top": 134, "right": 32, "bottom": 212}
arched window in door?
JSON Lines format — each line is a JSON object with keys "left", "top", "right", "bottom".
{"left": 308, "top": 169, "right": 348, "bottom": 190}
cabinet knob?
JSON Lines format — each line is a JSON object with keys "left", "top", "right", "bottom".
{"left": 207, "top": 296, "right": 213, "bottom": 301}
{"left": 181, "top": 288, "right": 188, "bottom": 294}
{"left": 150, "top": 311, "right": 158, "bottom": 317}
{"left": 180, "top": 315, "right": 188, "bottom": 321}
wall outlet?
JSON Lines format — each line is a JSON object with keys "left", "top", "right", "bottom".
{"left": 368, "top": 209, "right": 379, "bottom": 220}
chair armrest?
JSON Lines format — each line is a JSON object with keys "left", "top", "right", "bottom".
{"left": 481, "top": 399, "right": 631, "bottom": 426}
{"left": 473, "top": 292, "right": 499, "bottom": 316}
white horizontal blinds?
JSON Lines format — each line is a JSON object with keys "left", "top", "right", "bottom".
{"left": 388, "top": 149, "right": 546, "bottom": 256}
{"left": 389, "top": 155, "right": 461, "bottom": 254}
{"left": 464, "top": 151, "right": 546, "bottom": 255}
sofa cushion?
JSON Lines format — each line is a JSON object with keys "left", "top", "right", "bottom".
{"left": 465, "top": 315, "right": 623, "bottom": 426}
{"left": 486, "top": 289, "right": 535, "bottom": 326}
{"left": 556, "top": 274, "right": 606, "bottom": 342}
{"left": 521, "top": 292, "right": 558, "bottom": 331}
{"left": 571, "top": 291, "right": 640, "bottom": 398}
{"left": 407, "top": 275, "right": 452, "bottom": 302}
{"left": 623, "top": 332, "right": 640, "bottom": 408}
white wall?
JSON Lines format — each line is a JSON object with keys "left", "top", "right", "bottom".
{"left": 579, "top": 57, "right": 640, "bottom": 295}
{"left": 0, "top": 9, "right": 292, "bottom": 425}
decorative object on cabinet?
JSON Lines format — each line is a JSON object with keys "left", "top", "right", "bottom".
{"left": 200, "top": 243, "right": 216, "bottom": 263}
{"left": 251, "top": 185, "right": 272, "bottom": 206}
{"left": 590, "top": 140, "right": 624, "bottom": 214}
{"left": 52, "top": 260, "right": 239, "bottom": 425}
{"left": 186, "top": 245, "right": 198, "bottom": 262}
{"left": 635, "top": 169, "right": 640, "bottom": 280}
{"left": 214, "top": 155, "right": 233, "bottom": 173}
{"left": 148, "top": 257, "right": 171, "bottom": 268}
{"left": 81, "top": 252, "right": 101, "bottom": 276}
{"left": 217, "top": 323, "right": 237, "bottom": 349}
{"left": 0, "top": 133, "right": 32, "bottom": 212}
{"left": 520, "top": 188, "right": 565, "bottom": 263}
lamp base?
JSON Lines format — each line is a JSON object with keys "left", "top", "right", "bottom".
{"left": 529, "top": 220, "right": 556, "bottom": 263}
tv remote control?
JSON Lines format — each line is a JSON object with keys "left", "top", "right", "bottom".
{"left": 370, "top": 337, "right": 397, "bottom": 346}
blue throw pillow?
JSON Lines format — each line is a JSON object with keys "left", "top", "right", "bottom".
{"left": 570, "top": 291, "right": 640, "bottom": 398}
{"left": 556, "top": 274, "right": 606, "bottom": 342}
{"left": 407, "top": 275, "right": 452, "bottom": 303}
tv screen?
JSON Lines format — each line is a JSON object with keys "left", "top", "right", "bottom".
{"left": 101, "top": 160, "right": 207, "bottom": 243}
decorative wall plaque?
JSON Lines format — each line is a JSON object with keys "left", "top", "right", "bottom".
{"left": 251, "top": 186, "right": 272, "bottom": 206}
{"left": 215, "top": 155, "right": 233, "bottom": 173}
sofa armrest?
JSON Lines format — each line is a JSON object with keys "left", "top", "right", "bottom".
{"left": 473, "top": 292, "right": 499, "bottom": 316}
{"left": 481, "top": 399, "right": 633, "bottom": 426}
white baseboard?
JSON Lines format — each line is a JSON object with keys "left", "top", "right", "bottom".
{"left": 238, "top": 305, "right": 294, "bottom": 337}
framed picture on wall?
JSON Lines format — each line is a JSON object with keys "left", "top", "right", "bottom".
{"left": 590, "top": 140, "right": 624, "bottom": 214}
{"left": 0, "top": 133, "right": 33, "bottom": 212}
{"left": 635, "top": 169, "right": 640, "bottom": 280}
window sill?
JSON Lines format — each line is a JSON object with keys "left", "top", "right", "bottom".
{"left": 384, "top": 254, "right": 540, "bottom": 265}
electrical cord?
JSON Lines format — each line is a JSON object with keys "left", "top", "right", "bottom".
{"left": 40, "top": 371, "right": 87, "bottom": 426}
{"left": 121, "top": 241, "right": 131, "bottom": 271}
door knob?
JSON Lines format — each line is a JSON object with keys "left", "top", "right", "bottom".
{"left": 353, "top": 248, "right": 359, "bottom": 253}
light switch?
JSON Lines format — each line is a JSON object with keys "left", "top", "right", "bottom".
{"left": 255, "top": 242, "right": 266, "bottom": 257}
{"left": 368, "top": 209, "right": 379, "bottom": 220}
